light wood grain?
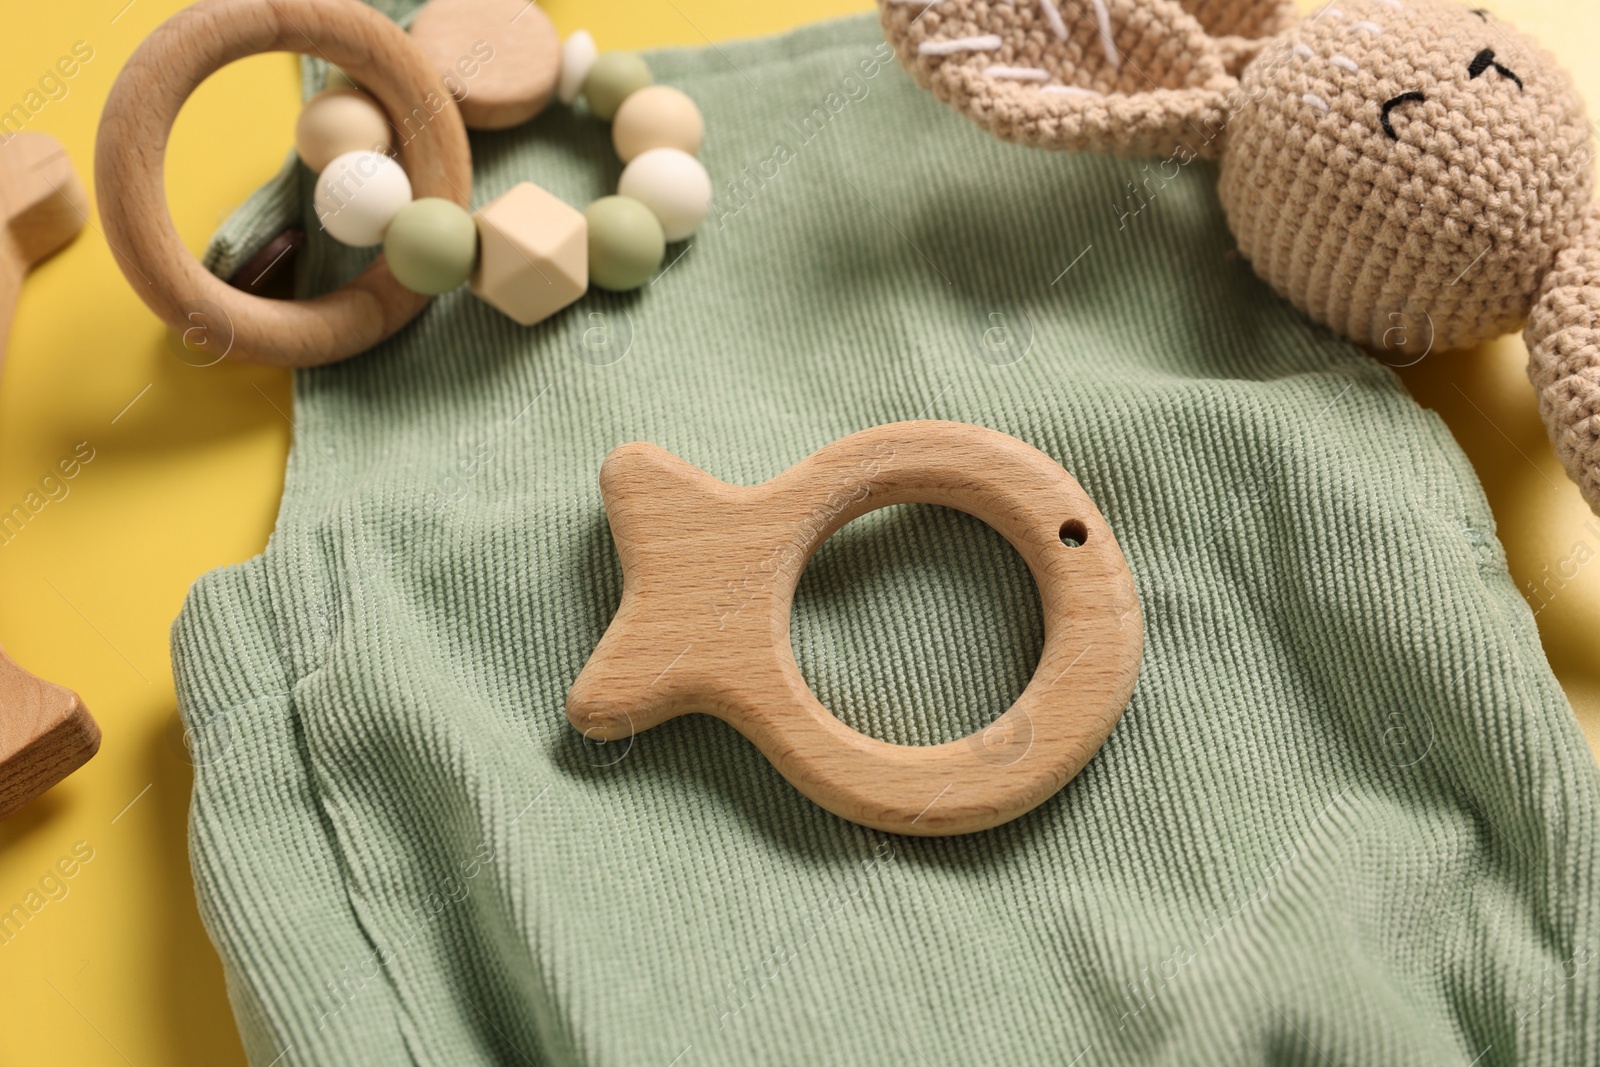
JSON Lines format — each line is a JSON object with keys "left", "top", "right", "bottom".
{"left": 0, "top": 134, "right": 88, "bottom": 356}
{"left": 568, "top": 421, "right": 1144, "bottom": 836}
{"left": 96, "top": 0, "right": 474, "bottom": 367}
{"left": 0, "top": 132, "right": 100, "bottom": 819}
{"left": 410, "top": 0, "right": 560, "bottom": 130}
{"left": 0, "top": 655, "right": 100, "bottom": 820}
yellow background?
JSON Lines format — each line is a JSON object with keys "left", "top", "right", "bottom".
{"left": 0, "top": 1, "right": 1594, "bottom": 1063}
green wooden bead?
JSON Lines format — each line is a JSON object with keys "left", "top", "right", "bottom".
{"left": 584, "top": 52, "right": 652, "bottom": 122}
{"left": 383, "top": 197, "right": 478, "bottom": 296}
{"left": 585, "top": 196, "right": 665, "bottom": 292}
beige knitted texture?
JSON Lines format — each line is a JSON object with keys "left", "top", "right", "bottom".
{"left": 879, "top": 0, "right": 1250, "bottom": 159}
{"left": 1180, "top": 0, "right": 1300, "bottom": 41}
{"left": 882, "top": 0, "right": 1600, "bottom": 512}
{"left": 1218, "top": 0, "right": 1592, "bottom": 354}
{"left": 1186, "top": 0, "right": 1301, "bottom": 74}
{"left": 1526, "top": 200, "right": 1600, "bottom": 512}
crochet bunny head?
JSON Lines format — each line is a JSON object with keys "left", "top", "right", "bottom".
{"left": 881, "top": 0, "right": 1600, "bottom": 512}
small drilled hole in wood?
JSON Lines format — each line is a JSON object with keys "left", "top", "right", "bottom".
{"left": 1059, "top": 519, "right": 1088, "bottom": 548}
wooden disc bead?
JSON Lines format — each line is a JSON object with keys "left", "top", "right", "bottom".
{"left": 410, "top": 0, "right": 560, "bottom": 130}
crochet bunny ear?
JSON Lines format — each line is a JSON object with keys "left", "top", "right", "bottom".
{"left": 879, "top": 0, "right": 1291, "bottom": 158}
{"left": 1180, "top": 0, "right": 1300, "bottom": 73}
{"left": 1526, "top": 201, "right": 1600, "bottom": 514}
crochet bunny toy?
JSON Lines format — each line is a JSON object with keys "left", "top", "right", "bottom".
{"left": 879, "top": 0, "right": 1600, "bottom": 513}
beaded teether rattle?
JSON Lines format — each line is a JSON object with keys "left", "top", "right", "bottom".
{"left": 568, "top": 422, "right": 1144, "bottom": 837}
{"left": 97, "top": 0, "right": 711, "bottom": 365}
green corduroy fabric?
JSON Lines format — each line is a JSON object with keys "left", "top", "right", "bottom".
{"left": 172, "top": 13, "right": 1600, "bottom": 1066}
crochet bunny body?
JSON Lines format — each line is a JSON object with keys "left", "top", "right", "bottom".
{"left": 880, "top": 0, "right": 1600, "bottom": 512}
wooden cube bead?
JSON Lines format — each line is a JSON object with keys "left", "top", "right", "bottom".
{"left": 470, "top": 182, "right": 588, "bottom": 326}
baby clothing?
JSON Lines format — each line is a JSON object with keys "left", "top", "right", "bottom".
{"left": 177, "top": 12, "right": 1600, "bottom": 1064}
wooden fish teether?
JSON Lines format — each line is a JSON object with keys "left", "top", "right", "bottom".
{"left": 567, "top": 421, "right": 1143, "bottom": 836}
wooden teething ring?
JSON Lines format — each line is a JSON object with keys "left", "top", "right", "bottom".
{"left": 95, "top": 0, "right": 473, "bottom": 367}
{"left": 568, "top": 421, "right": 1144, "bottom": 836}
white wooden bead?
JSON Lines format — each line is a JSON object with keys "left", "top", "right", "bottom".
{"left": 558, "top": 30, "right": 598, "bottom": 105}
{"left": 617, "top": 147, "right": 711, "bottom": 241}
{"left": 313, "top": 150, "right": 413, "bottom": 247}
{"left": 612, "top": 85, "right": 704, "bottom": 162}
{"left": 295, "top": 88, "right": 391, "bottom": 173}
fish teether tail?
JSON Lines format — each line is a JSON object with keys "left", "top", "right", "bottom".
{"left": 567, "top": 441, "right": 745, "bottom": 738}
{"left": 567, "top": 421, "right": 1143, "bottom": 837}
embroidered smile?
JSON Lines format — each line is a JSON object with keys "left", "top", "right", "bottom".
{"left": 1380, "top": 49, "right": 1524, "bottom": 140}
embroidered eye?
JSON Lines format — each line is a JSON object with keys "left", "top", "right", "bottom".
{"left": 1470, "top": 8, "right": 1490, "bottom": 20}
{"left": 1381, "top": 91, "right": 1426, "bottom": 139}
{"left": 1469, "top": 48, "right": 1523, "bottom": 89}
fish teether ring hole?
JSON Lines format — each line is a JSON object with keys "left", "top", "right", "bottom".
{"left": 566, "top": 421, "right": 1145, "bottom": 837}
{"left": 1059, "top": 519, "right": 1088, "bottom": 548}
{"left": 96, "top": 0, "right": 474, "bottom": 367}
{"left": 789, "top": 503, "right": 1046, "bottom": 748}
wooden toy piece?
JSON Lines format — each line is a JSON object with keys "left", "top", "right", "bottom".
{"left": 0, "top": 654, "right": 100, "bottom": 820}
{"left": 0, "top": 133, "right": 89, "bottom": 348}
{"left": 469, "top": 182, "right": 587, "bottom": 325}
{"left": 567, "top": 421, "right": 1144, "bottom": 837}
{"left": 0, "top": 132, "right": 101, "bottom": 819}
{"left": 96, "top": 0, "right": 473, "bottom": 368}
{"left": 410, "top": 0, "right": 560, "bottom": 130}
